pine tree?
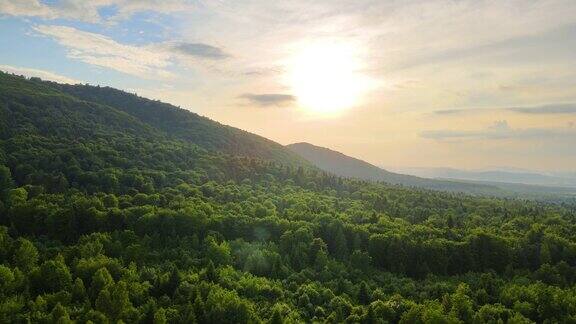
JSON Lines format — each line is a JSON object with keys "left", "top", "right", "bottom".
{"left": 194, "top": 295, "right": 207, "bottom": 323}
{"left": 269, "top": 307, "right": 284, "bottom": 324}
{"left": 333, "top": 227, "right": 349, "bottom": 260}
{"left": 184, "top": 303, "right": 197, "bottom": 324}
{"left": 358, "top": 282, "right": 370, "bottom": 305}
{"left": 153, "top": 307, "right": 167, "bottom": 324}
{"left": 13, "top": 238, "right": 38, "bottom": 271}
{"left": 51, "top": 303, "right": 72, "bottom": 324}
{"left": 72, "top": 278, "right": 86, "bottom": 302}
{"left": 90, "top": 267, "right": 114, "bottom": 300}
{"left": 167, "top": 267, "right": 180, "bottom": 295}
{"left": 204, "top": 260, "right": 218, "bottom": 282}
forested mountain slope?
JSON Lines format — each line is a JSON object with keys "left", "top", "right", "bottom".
{"left": 287, "top": 142, "right": 501, "bottom": 194}
{"left": 0, "top": 72, "right": 575, "bottom": 323}
{"left": 3, "top": 72, "right": 308, "bottom": 167}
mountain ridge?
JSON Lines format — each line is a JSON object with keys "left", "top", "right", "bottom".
{"left": 1, "top": 72, "right": 309, "bottom": 168}
{"left": 287, "top": 142, "right": 576, "bottom": 199}
{"left": 286, "top": 142, "right": 502, "bottom": 194}
{"left": 391, "top": 167, "right": 576, "bottom": 188}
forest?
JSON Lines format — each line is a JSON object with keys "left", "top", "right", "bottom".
{"left": 1, "top": 72, "right": 575, "bottom": 323}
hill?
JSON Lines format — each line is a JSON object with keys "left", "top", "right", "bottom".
{"left": 1, "top": 72, "right": 575, "bottom": 323}
{"left": 287, "top": 142, "right": 501, "bottom": 194}
{"left": 287, "top": 142, "right": 576, "bottom": 200}
{"left": 2, "top": 72, "right": 307, "bottom": 167}
{"left": 395, "top": 167, "right": 576, "bottom": 188}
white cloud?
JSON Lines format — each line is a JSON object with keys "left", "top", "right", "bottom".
{"left": 32, "top": 25, "right": 234, "bottom": 80}
{"left": 33, "top": 25, "right": 175, "bottom": 79}
{"left": 0, "top": 0, "right": 54, "bottom": 19}
{"left": 0, "top": 0, "right": 193, "bottom": 23}
{"left": 0, "top": 64, "right": 81, "bottom": 84}
{"left": 113, "top": 0, "right": 193, "bottom": 18}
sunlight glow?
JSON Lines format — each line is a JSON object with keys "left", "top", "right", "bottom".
{"left": 287, "top": 40, "right": 371, "bottom": 115}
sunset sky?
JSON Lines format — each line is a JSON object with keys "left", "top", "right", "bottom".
{"left": 1, "top": 0, "right": 576, "bottom": 171}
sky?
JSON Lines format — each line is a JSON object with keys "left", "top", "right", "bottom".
{"left": 1, "top": 0, "right": 576, "bottom": 172}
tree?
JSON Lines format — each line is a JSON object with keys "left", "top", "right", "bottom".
{"left": 206, "top": 237, "right": 232, "bottom": 266}
{"left": 183, "top": 303, "right": 197, "bottom": 323}
{"left": 332, "top": 226, "right": 349, "bottom": 260}
{"left": 194, "top": 295, "right": 207, "bottom": 323}
{"left": 203, "top": 260, "right": 218, "bottom": 282}
{"left": 154, "top": 307, "right": 167, "bottom": 324}
{"left": 0, "top": 227, "right": 11, "bottom": 260}
{"left": 50, "top": 303, "right": 72, "bottom": 324}
{"left": 36, "top": 260, "right": 72, "bottom": 293}
{"left": 358, "top": 282, "right": 370, "bottom": 305}
{"left": 166, "top": 267, "right": 180, "bottom": 295}
{"left": 72, "top": 278, "right": 86, "bottom": 301}
{"left": 6, "top": 188, "right": 27, "bottom": 208}
{"left": 0, "top": 265, "right": 15, "bottom": 295}
{"left": 0, "top": 166, "right": 13, "bottom": 197}
{"left": 269, "top": 307, "right": 284, "bottom": 324}
{"left": 351, "top": 250, "right": 371, "bottom": 272}
{"left": 95, "top": 289, "right": 112, "bottom": 318}
{"left": 12, "top": 238, "right": 38, "bottom": 271}
{"left": 96, "top": 281, "right": 133, "bottom": 320}
{"left": 90, "top": 267, "right": 114, "bottom": 300}
{"left": 446, "top": 284, "right": 474, "bottom": 323}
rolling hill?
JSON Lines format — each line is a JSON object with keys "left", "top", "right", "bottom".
{"left": 287, "top": 142, "right": 576, "bottom": 200}
{"left": 286, "top": 142, "right": 501, "bottom": 194}
{"left": 393, "top": 167, "right": 576, "bottom": 188}
{"left": 0, "top": 72, "right": 308, "bottom": 168}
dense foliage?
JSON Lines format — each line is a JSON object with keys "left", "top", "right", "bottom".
{"left": 1, "top": 72, "right": 576, "bottom": 323}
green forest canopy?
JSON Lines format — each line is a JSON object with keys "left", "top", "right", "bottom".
{"left": 0, "top": 72, "right": 575, "bottom": 323}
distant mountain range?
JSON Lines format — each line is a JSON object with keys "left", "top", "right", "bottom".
{"left": 287, "top": 142, "right": 503, "bottom": 194}
{"left": 287, "top": 142, "right": 576, "bottom": 200}
{"left": 391, "top": 167, "right": 576, "bottom": 189}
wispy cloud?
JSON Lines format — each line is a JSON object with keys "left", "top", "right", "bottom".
{"left": 0, "top": 64, "right": 81, "bottom": 84}
{"left": 434, "top": 103, "right": 576, "bottom": 116}
{"left": 31, "top": 25, "right": 234, "bottom": 79}
{"left": 508, "top": 103, "right": 576, "bottom": 114}
{"left": 239, "top": 93, "right": 296, "bottom": 107}
{"left": 171, "top": 42, "right": 229, "bottom": 60}
{"left": 33, "top": 25, "right": 175, "bottom": 79}
{"left": 421, "top": 120, "right": 576, "bottom": 141}
{"left": 0, "top": 0, "right": 58, "bottom": 20}
{"left": 0, "top": 0, "right": 193, "bottom": 23}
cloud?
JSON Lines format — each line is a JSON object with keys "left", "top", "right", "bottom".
{"left": 421, "top": 120, "right": 576, "bottom": 141}
{"left": 171, "top": 43, "right": 229, "bottom": 60}
{"left": 33, "top": 25, "right": 174, "bottom": 79}
{"left": 508, "top": 103, "right": 576, "bottom": 114}
{"left": 31, "top": 25, "right": 233, "bottom": 79}
{"left": 434, "top": 103, "right": 576, "bottom": 116}
{"left": 0, "top": 64, "right": 81, "bottom": 84}
{"left": 434, "top": 108, "right": 477, "bottom": 115}
{"left": 239, "top": 93, "right": 296, "bottom": 107}
{"left": 0, "top": 0, "right": 193, "bottom": 23}
{"left": 487, "top": 120, "right": 511, "bottom": 132}
{"left": 0, "top": 0, "right": 54, "bottom": 19}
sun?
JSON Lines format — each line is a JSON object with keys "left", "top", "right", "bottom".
{"left": 287, "top": 40, "right": 370, "bottom": 115}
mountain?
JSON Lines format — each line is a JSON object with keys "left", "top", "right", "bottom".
{"left": 286, "top": 142, "right": 502, "bottom": 194}
{"left": 391, "top": 167, "right": 576, "bottom": 188}
{"left": 2, "top": 73, "right": 308, "bottom": 167}
{"left": 287, "top": 142, "right": 576, "bottom": 200}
